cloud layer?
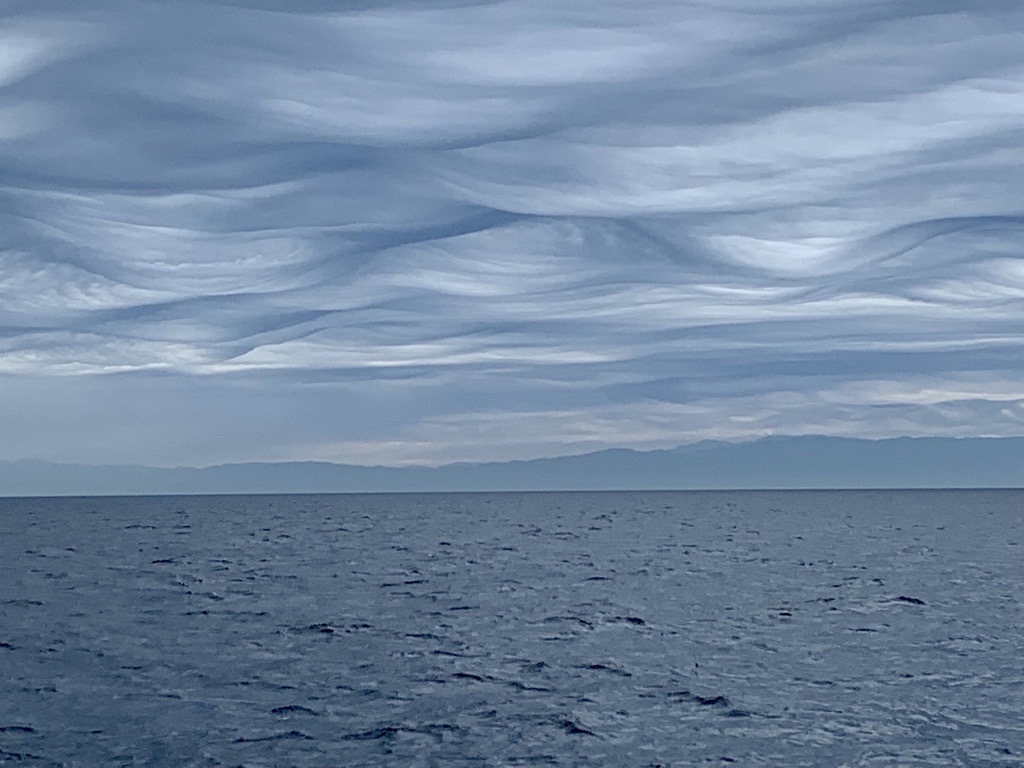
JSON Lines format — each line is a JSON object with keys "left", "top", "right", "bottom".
{"left": 2, "top": 0, "right": 1024, "bottom": 465}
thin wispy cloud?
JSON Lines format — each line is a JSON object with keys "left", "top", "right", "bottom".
{"left": 1, "top": 0, "right": 1023, "bottom": 466}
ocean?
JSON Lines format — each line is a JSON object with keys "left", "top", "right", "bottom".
{"left": 1, "top": 491, "right": 1021, "bottom": 766}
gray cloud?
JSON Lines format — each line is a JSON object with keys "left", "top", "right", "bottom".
{"left": 1, "top": 0, "right": 1023, "bottom": 465}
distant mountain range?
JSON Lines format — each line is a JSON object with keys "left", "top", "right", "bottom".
{"left": 1, "top": 436, "right": 1022, "bottom": 496}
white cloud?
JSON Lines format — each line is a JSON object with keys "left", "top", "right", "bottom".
{"left": 0, "top": 22, "right": 96, "bottom": 87}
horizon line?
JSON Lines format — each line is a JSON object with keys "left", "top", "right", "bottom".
{"left": 4, "top": 487, "right": 1024, "bottom": 500}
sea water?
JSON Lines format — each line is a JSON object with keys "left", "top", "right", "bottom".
{"left": 0, "top": 491, "right": 1021, "bottom": 766}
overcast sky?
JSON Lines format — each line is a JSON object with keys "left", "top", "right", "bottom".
{"left": 2, "top": 0, "right": 1023, "bottom": 468}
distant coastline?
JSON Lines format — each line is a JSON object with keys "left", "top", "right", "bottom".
{"left": 3, "top": 435, "right": 1023, "bottom": 497}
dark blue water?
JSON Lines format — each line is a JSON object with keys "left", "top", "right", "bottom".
{"left": 1, "top": 491, "right": 1021, "bottom": 766}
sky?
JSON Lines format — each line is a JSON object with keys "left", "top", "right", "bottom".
{"left": 2, "top": 0, "right": 1024, "bottom": 469}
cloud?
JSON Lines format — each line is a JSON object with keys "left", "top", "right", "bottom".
{"left": 1, "top": 0, "right": 1023, "bottom": 465}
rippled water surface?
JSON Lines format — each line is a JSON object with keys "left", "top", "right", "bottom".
{"left": 1, "top": 491, "right": 1022, "bottom": 766}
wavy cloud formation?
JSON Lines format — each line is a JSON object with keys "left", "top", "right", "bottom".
{"left": 2, "top": 0, "right": 1023, "bottom": 465}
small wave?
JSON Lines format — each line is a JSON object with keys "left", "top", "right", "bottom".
{"left": 0, "top": 750, "right": 47, "bottom": 763}
{"left": 506, "top": 755, "right": 558, "bottom": 765}
{"left": 295, "top": 622, "right": 357, "bottom": 634}
{"left": 341, "top": 723, "right": 459, "bottom": 742}
{"left": 233, "top": 730, "right": 313, "bottom": 743}
{"left": 271, "top": 705, "right": 319, "bottom": 716}
{"left": 339, "top": 729, "right": 399, "bottom": 741}
{"left": 554, "top": 718, "right": 598, "bottom": 737}
{"left": 895, "top": 595, "right": 926, "bottom": 606}
{"left": 668, "top": 690, "right": 732, "bottom": 708}
{"left": 539, "top": 615, "right": 594, "bottom": 628}
{"left": 504, "top": 680, "right": 553, "bottom": 692}
{"left": 578, "top": 663, "right": 632, "bottom": 677}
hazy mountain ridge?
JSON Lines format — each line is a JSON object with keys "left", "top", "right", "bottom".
{"left": 2, "top": 436, "right": 1022, "bottom": 496}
